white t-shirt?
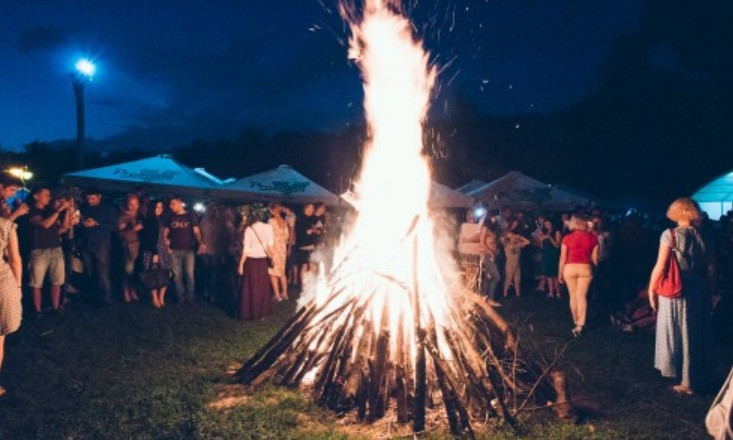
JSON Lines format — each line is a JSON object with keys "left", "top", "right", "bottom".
{"left": 243, "top": 221, "right": 274, "bottom": 258}
{"left": 458, "top": 223, "right": 482, "bottom": 255}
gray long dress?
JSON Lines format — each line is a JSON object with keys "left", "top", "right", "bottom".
{"left": 654, "top": 226, "right": 713, "bottom": 389}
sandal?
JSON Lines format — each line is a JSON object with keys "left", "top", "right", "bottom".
{"left": 572, "top": 326, "right": 584, "bottom": 338}
{"left": 671, "top": 385, "right": 694, "bottom": 396}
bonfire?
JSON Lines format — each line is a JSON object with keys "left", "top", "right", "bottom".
{"left": 238, "top": 1, "right": 572, "bottom": 436}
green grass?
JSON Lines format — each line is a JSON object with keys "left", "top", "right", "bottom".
{"left": 0, "top": 294, "right": 730, "bottom": 439}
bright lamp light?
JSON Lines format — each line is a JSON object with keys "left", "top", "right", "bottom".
{"left": 7, "top": 167, "right": 33, "bottom": 181}
{"left": 75, "top": 58, "right": 96, "bottom": 78}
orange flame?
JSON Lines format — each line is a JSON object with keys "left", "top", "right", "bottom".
{"left": 300, "top": 0, "right": 461, "bottom": 378}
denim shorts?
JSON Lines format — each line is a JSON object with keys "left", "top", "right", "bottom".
{"left": 29, "top": 247, "right": 66, "bottom": 288}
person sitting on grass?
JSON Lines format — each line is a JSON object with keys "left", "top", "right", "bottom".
{"left": 610, "top": 288, "right": 656, "bottom": 333}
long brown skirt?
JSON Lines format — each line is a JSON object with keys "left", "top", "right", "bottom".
{"left": 239, "top": 257, "right": 272, "bottom": 320}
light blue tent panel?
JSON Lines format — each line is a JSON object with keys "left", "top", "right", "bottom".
{"left": 694, "top": 171, "right": 733, "bottom": 219}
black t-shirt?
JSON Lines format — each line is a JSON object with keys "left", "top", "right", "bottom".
{"left": 28, "top": 205, "right": 61, "bottom": 250}
{"left": 295, "top": 214, "right": 318, "bottom": 248}
{"left": 166, "top": 212, "right": 198, "bottom": 251}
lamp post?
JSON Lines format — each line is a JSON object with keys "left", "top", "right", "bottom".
{"left": 72, "top": 58, "right": 95, "bottom": 170}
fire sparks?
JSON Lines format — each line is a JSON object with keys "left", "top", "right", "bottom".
{"left": 238, "top": 1, "right": 568, "bottom": 436}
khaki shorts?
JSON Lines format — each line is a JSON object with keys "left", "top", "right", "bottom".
{"left": 29, "top": 247, "right": 65, "bottom": 288}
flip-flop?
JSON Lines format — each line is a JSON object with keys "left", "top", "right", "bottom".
{"left": 671, "top": 385, "right": 694, "bottom": 396}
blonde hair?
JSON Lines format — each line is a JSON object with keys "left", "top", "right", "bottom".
{"left": 568, "top": 214, "right": 589, "bottom": 232}
{"left": 666, "top": 197, "right": 701, "bottom": 223}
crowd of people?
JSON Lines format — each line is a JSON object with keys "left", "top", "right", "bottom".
{"left": 0, "top": 170, "right": 732, "bottom": 411}
{"left": 459, "top": 198, "right": 733, "bottom": 398}
{"left": 0, "top": 172, "right": 344, "bottom": 396}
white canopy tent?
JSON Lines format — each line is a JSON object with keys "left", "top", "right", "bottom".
{"left": 465, "top": 171, "right": 593, "bottom": 211}
{"left": 214, "top": 164, "right": 343, "bottom": 206}
{"left": 62, "top": 154, "right": 223, "bottom": 197}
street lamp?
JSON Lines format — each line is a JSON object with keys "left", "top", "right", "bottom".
{"left": 72, "top": 57, "right": 95, "bottom": 170}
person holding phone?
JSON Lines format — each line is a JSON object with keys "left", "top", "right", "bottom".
{"left": 79, "top": 187, "right": 118, "bottom": 304}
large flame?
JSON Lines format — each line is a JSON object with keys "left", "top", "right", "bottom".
{"left": 303, "top": 0, "right": 459, "bottom": 375}
{"left": 239, "top": 3, "right": 550, "bottom": 433}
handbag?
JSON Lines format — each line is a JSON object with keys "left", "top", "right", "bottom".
{"left": 249, "top": 226, "right": 275, "bottom": 270}
{"left": 654, "top": 228, "right": 683, "bottom": 298}
{"left": 139, "top": 263, "right": 171, "bottom": 290}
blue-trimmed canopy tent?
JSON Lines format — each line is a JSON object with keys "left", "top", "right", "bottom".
{"left": 213, "top": 164, "right": 343, "bottom": 206}
{"left": 62, "top": 154, "right": 225, "bottom": 197}
{"left": 460, "top": 171, "right": 596, "bottom": 211}
{"left": 693, "top": 171, "right": 733, "bottom": 220}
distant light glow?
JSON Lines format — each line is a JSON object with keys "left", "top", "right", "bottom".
{"left": 193, "top": 202, "right": 206, "bottom": 213}
{"left": 7, "top": 167, "right": 33, "bottom": 181}
{"left": 75, "top": 58, "right": 96, "bottom": 78}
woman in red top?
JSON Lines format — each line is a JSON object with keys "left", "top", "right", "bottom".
{"left": 558, "top": 215, "right": 599, "bottom": 337}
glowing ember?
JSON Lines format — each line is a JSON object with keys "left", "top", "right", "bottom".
{"left": 238, "top": 1, "right": 570, "bottom": 436}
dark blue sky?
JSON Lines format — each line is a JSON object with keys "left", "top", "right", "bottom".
{"left": 0, "top": 0, "right": 638, "bottom": 150}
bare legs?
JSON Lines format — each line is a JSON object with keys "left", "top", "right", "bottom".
{"left": 150, "top": 286, "right": 167, "bottom": 308}
{"left": 270, "top": 274, "right": 288, "bottom": 302}
{"left": 123, "top": 277, "right": 139, "bottom": 303}
{"left": 0, "top": 336, "right": 5, "bottom": 397}
{"left": 32, "top": 285, "right": 62, "bottom": 314}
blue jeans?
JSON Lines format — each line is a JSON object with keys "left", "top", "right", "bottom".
{"left": 170, "top": 250, "right": 195, "bottom": 301}
{"left": 81, "top": 240, "right": 112, "bottom": 302}
{"left": 483, "top": 258, "right": 500, "bottom": 300}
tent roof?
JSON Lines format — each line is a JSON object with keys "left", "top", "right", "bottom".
{"left": 216, "top": 164, "right": 342, "bottom": 206}
{"left": 455, "top": 179, "right": 488, "bottom": 194}
{"left": 429, "top": 182, "right": 475, "bottom": 208}
{"left": 693, "top": 171, "right": 733, "bottom": 202}
{"left": 62, "top": 155, "right": 221, "bottom": 195}
{"left": 467, "top": 171, "right": 592, "bottom": 210}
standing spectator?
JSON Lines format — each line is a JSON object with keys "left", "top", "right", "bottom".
{"left": 458, "top": 210, "right": 482, "bottom": 290}
{"left": 27, "top": 187, "right": 72, "bottom": 316}
{"left": 282, "top": 205, "right": 297, "bottom": 286}
{"left": 163, "top": 196, "right": 205, "bottom": 303}
{"left": 140, "top": 201, "right": 171, "bottom": 308}
{"left": 648, "top": 198, "right": 714, "bottom": 395}
{"left": 294, "top": 203, "right": 317, "bottom": 287}
{"left": 0, "top": 214, "right": 23, "bottom": 397}
{"left": 501, "top": 231, "right": 530, "bottom": 297}
{"left": 560, "top": 213, "right": 571, "bottom": 234}
{"left": 558, "top": 214, "right": 599, "bottom": 337}
{"left": 0, "top": 173, "right": 29, "bottom": 223}
{"left": 480, "top": 221, "right": 502, "bottom": 306}
{"left": 237, "top": 206, "right": 274, "bottom": 320}
{"left": 537, "top": 219, "right": 562, "bottom": 299}
{"left": 590, "top": 215, "right": 613, "bottom": 313}
{"left": 118, "top": 194, "right": 143, "bottom": 303}
{"left": 268, "top": 203, "right": 290, "bottom": 302}
{"left": 495, "top": 207, "right": 514, "bottom": 234}
{"left": 79, "top": 187, "right": 117, "bottom": 304}
{"left": 198, "top": 205, "right": 229, "bottom": 303}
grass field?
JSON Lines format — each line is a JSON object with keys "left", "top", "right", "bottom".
{"left": 0, "top": 293, "right": 730, "bottom": 440}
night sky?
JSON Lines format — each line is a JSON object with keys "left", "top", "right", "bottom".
{"left": 0, "top": 0, "right": 638, "bottom": 150}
